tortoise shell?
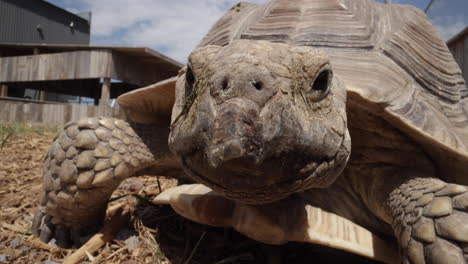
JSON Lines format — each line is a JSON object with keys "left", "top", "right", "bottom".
{"left": 197, "top": 0, "right": 468, "bottom": 184}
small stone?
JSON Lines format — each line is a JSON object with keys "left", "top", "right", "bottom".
{"left": 66, "top": 146, "right": 78, "bottom": 159}
{"left": 58, "top": 160, "right": 77, "bottom": 184}
{"left": 76, "top": 171, "right": 95, "bottom": 189}
{"left": 124, "top": 236, "right": 140, "bottom": 253}
{"left": 92, "top": 168, "right": 114, "bottom": 186}
{"left": 43, "top": 260, "right": 60, "bottom": 264}
{"left": 424, "top": 197, "right": 452, "bottom": 217}
{"left": 109, "top": 139, "right": 121, "bottom": 150}
{"left": 94, "top": 143, "right": 113, "bottom": 158}
{"left": 9, "top": 237, "right": 21, "bottom": 248}
{"left": 115, "top": 163, "right": 132, "bottom": 179}
{"left": 94, "top": 159, "right": 111, "bottom": 172}
{"left": 77, "top": 118, "right": 99, "bottom": 129}
{"left": 110, "top": 154, "right": 123, "bottom": 167}
{"left": 66, "top": 125, "right": 80, "bottom": 138}
{"left": 48, "top": 238, "right": 58, "bottom": 248}
{"left": 76, "top": 151, "right": 96, "bottom": 169}
{"left": 95, "top": 127, "right": 112, "bottom": 141}
{"left": 99, "top": 118, "right": 115, "bottom": 130}
{"left": 436, "top": 212, "right": 468, "bottom": 242}
{"left": 436, "top": 184, "right": 467, "bottom": 197}
{"left": 426, "top": 238, "right": 464, "bottom": 263}
{"left": 412, "top": 217, "right": 435, "bottom": 243}
{"left": 0, "top": 254, "right": 7, "bottom": 263}
{"left": 74, "top": 130, "right": 99, "bottom": 149}
{"left": 114, "top": 119, "right": 127, "bottom": 129}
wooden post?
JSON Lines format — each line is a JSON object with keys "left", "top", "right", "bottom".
{"left": 33, "top": 48, "right": 45, "bottom": 101}
{"left": 0, "top": 84, "right": 8, "bottom": 97}
{"left": 100, "top": 78, "right": 111, "bottom": 106}
{"left": 39, "top": 90, "right": 45, "bottom": 101}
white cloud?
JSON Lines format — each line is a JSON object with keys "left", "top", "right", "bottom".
{"left": 71, "top": 0, "right": 269, "bottom": 63}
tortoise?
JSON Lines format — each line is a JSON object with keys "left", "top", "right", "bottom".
{"left": 32, "top": 0, "right": 468, "bottom": 263}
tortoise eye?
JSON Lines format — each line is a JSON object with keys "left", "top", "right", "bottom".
{"left": 308, "top": 67, "right": 332, "bottom": 102}
{"left": 185, "top": 65, "right": 195, "bottom": 97}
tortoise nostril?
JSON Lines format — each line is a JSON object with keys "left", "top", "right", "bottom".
{"left": 253, "top": 81, "right": 263, "bottom": 90}
{"left": 222, "top": 78, "right": 229, "bottom": 91}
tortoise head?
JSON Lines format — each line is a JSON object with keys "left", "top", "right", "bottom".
{"left": 169, "top": 40, "right": 351, "bottom": 204}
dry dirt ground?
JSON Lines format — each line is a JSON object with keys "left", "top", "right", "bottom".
{"left": 0, "top": 123, "right": 380, "bottom": 264}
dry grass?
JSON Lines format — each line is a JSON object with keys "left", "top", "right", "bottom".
{"left": 0, "top": 122, "right": 381, "bottom": 264}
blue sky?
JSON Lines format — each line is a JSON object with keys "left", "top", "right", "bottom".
{"left": 46, "top": 0, "right": 467, "bottom": 63}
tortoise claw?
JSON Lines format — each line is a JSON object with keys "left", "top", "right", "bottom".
{"left": 32, "top": 208, "right": 93, "bottom": 248}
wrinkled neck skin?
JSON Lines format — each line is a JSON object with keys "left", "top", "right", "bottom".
{"left": 169, "top": 40, "right": 351, "bottom": 204}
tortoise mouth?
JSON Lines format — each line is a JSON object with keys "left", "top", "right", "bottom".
{"left": 180, "top": 156, "right": 328, "bottom": 205}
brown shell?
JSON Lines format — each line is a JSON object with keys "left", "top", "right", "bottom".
{"left": 199, "top": 0, "right": 468, "bottom": 183}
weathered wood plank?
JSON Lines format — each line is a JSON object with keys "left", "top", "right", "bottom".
{"left": 0, "top": 50, "right": 112, "bottom": 82}
{"left": 100, "top": 78, "right": 111, "bottom": 106}
{"left": 0, "top": 85, "right": 7, "bottom": 97}
{"left": 0, "top": 98, "right": 121, "bottom": 124}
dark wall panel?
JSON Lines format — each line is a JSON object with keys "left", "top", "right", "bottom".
{"left": 0, "top": 0, "right": 90, "bottom": 45}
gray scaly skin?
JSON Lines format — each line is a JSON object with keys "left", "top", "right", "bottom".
{"left": 32, "top": 117, "right": 180, "bottom": 247}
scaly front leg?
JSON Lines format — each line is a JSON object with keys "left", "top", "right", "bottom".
{"left": 32, "top": 117, "right": 168, "bottom": 247}
{"left": 388, "top": 177, "right": 468, "bottom": 263}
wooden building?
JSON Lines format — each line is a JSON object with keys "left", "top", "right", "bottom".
{"left": 0, "top": 43, "right": 182, "bottom": 124}
{"left": 447, "top": 26, "right": 468, "bottom": 83}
